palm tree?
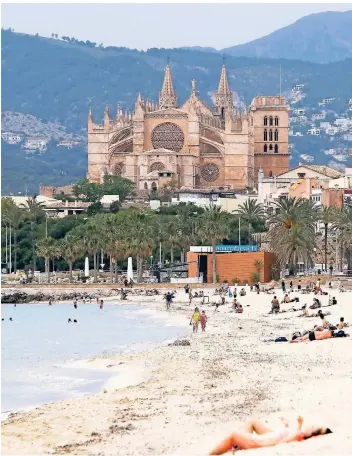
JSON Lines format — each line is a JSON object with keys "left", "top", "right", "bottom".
{"left": 236, "top": 199, "right": 265, "bottom": 244}
{"left": 99, "top": 213, "right": 126, "bottom": 283}
{"left": 267, "top": 197, "right": 317, "bottom": 274}
{"left": 2, "top": 199, "right": 24, "bottom": 273}
{"left": 57, "top": 236, "right": 84, "bottom": 283}
{"left": 318, "top": 205, "right": 337, "bottom": 271}
{"left": 36, "top": 237, "right": 56, "bottom": 282}
{"left": 267, "top": 197, "right": 315, "bottom": 272}
{"left": 197, "top": 206, "right": 231, "bottom": 283}
{"left": 123, "top": 210, "right": 156, "bottom": 282}
{"left": 20, "top": 195, "right": 45, "bottom": 221}
{"left": 333, "top": 206, "right": 352, "bottom": 274}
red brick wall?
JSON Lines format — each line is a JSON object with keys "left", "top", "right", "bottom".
{"left": 187, "top": 252, "right": 199, "bottom": 278}
{"left": 187, "top": 251, "right": 276, "bottom": 284}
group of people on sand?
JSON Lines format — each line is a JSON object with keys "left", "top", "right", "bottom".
{"left": 190, "top": 307, "right": 208, "bottom": 332}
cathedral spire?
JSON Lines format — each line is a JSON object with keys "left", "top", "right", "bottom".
{"left": 217, "top": 64, "right": 231, "bottom": 94}
{"left": 159, "top": 64, "right": 177, "bottom": 109}
{"left": 214, "top": 63, "right": 233, "bottom": 119}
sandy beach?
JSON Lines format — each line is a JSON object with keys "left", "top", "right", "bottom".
{"left": 2, "top": 285, "right": 352, "bottom": 455}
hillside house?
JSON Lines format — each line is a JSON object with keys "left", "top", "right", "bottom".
{"left": 293, "top": 109, "right": 305, "bottom": 115}
{"left": 312, "top": 113, "right": 326, "bottom": 120}
{"left": 23, "top": 137, "right": 48, "bottom": 151}
{"left": 325, "top": 126, "right": 339, "bottom": 135}
{"left": 320, "top": 122, "right": 330, "bottom": 129}
{"left": 322, "top": 98, "right": 335, "bottom": 104}
{"left": 335, "top": 118, "right": 351, "bottom": 129}
{"left": 307, "top": 127, "right": 320, "bottom": 136}
{"left": 1, "top": 132, "right": 23, "bottom": 144}
{"left": 57, "top": 140, "right": 80, "bottom": 149}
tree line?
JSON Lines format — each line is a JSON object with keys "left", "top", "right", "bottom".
{"left": 2, "top": 190, "right": 352, "bottom": 283}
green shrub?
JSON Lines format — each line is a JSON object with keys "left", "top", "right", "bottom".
{"left": 251, "top": 271, "right": 260, "bottom": 283}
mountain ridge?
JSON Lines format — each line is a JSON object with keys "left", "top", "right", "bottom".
{"left": 222, "top": 10, "right": 352, "bottom": 63}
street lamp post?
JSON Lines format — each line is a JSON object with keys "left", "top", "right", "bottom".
{"left": 9, "top": 224, "right": 12, "bottom": 274}
{"left": 31, "top": 221, "right": 36, "bottom": 272}
{"left": 5, "top": 225, "right": 8, "bottom": 273}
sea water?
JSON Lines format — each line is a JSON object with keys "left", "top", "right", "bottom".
{"left": 1, "top": 303, "right": 187, "bottom": 413}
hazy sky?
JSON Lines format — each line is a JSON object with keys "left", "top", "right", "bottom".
{"left": 2, "top": 3, "right": 351, "bottom": 50}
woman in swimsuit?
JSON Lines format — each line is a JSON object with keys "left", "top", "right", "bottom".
{"left": 210, "top": 415, "right": 331, "bottom": 454}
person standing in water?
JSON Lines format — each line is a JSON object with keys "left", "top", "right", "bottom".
{"left": 100, "top": 299, "right": 104, "bottom": 309}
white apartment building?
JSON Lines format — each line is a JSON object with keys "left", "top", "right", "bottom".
{"left": 293, "top": 108, "right": 306, "bottom": 115}
{"left": 312, "top": 113, "right": 326, "bottom": 120}
{"left": 325, "top": 126, "right": 339, "bottom": 135}
{"left": 1, "top": 132, "right": 23, "bottom": 144}
{"left": 320, "top": 122, "right": 330, "bottom": 129}
{"left": 23, "top": 137, "right": 48, "bottom": 151}
{"left": 335, "top": 118, "right": 351, "bottom": 128}
{"left": 57, "top": 140, "right": 80, "bottom": 149}
{"left": 307, "top": 127, "right": 320, "bottom": 136}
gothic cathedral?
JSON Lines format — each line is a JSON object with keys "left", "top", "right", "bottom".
{"left": 87, "top": 64, "right": 289, "bottom": 190}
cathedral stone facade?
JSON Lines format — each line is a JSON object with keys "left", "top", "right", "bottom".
{"left": 87, "top": 64, "right": 289, "bottom": 190}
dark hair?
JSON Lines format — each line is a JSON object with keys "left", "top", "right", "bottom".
{"left": 319, "top": 313, "right": 325, "bottom": 319}
{"left": 340, "top": 317, "right": 344, "bottom": 322}
{"left": 304, "top": 427, "right": 333, "bottom": 440}
{"left": 274, "top": 296, "right": 277, "bottom": 299}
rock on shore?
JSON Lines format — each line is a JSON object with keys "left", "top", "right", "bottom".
{"left": 1, "top": 288, "right": 122, "bottom": 304}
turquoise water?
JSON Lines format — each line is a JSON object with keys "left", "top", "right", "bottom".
{"left": 1, "top": 303, "right": 186, "bottom": 413}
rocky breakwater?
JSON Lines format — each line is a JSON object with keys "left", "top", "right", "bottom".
{"left": 1, "top": 288, "right": 123, "bottom": 304}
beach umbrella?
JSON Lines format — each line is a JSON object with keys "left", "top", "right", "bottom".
{"left": 84, "top": 257, "right": 90, "bottom": 277}
{"left": 127, "top": 257, "right": 133, "bottom": 282}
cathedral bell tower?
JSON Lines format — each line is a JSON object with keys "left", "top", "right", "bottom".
{"left": 214, "top": 64, "right": 233, "bottom": 119}
{"left": 158, "top": 64, "right": 178, "bottom": 109}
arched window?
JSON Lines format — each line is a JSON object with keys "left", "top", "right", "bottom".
{"left": 274, "top": 144, "right": 279, "bottom": 153}
{"left": 264, "top": 129, "right": 268, "bottom": 141}
{"left": 151, "top": 182, "right": 157, "bottom": 191}
{"left": 144, "top": 182, "right": 148, "bottom": 190}
{"left": 274, "top": 129, "right": 279, "bottom": 141}
{"left": 269, "top": 171, "right": 273, "bottom": 177}
{"left": 269, "top": 129, "right": 273, "bottom": 141}
{"left": 264, "top": 144, "right": 268, "bottom": 153}
{"left": 275, "top": 116, "right": 279, "bottom": 126}
{"left": 269, "top": 116, "right": 273, "bottom": 126}
{"left": 264, "top": 116, "right": 268, "bottom": 126}
{"left": 269, "top": 144, "right": 273, "bottom": 151}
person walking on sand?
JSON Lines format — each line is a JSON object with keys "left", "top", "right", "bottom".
{"left": 200, "top": 311, "right": 208, "bottom": 332}
{"left": 188, "top": 289, "right": 193, "bottom": 306}
{"left": 298, "top": 279, "right": 302, "bottom": 292}
{"left": 281, "top": 280, "right": 286, "bottom": 292}
{"left": 190, "top": 307, "right": 201, "bottom": 333}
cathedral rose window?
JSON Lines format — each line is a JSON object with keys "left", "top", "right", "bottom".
{"left": 151, "top": 122, "right": 184, "bottom": 152}
{"left": 200, "top": 163, "right": 220, "bottom": 182}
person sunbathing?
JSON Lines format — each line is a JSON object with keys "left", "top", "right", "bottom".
{"left": 338, "top": 317, "right": 348, "bottom": 330}
{"left": 290, "top": 328, "right": 334, "bottom": 342}
{"left": 209, "top": 415, "right": 332, "bottom": 454}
